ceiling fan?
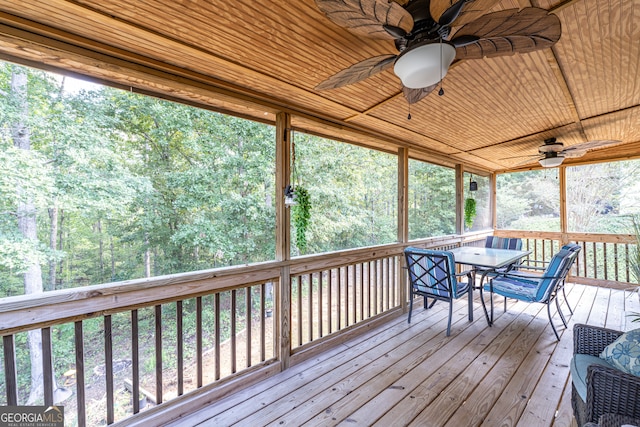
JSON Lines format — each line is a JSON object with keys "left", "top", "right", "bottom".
{"left": 314, "top": 0, "right": 562, "bottom": 104}
{"left": 509, "top": 138, "right": 623, "bottom": 168}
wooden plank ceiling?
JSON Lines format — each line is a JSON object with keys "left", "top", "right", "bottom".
{"left": 0, "top": 0, "right": 637, "bottom": 172}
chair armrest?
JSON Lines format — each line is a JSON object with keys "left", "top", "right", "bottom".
{"left": 454, "top": 270, "right": 474, "bottom": 282}
{"left": 518, "top": 265, "right": 546, "bottom": 272}
{"left": 587, "top": 364, "right": 640, "bottom": 422}
{"left": 596, "top": 413, "right": 640, "bottom": 427}
{"left": 489, "top": 271, "right": 564, "bottom": 282}
{"left": 574, "top": 323, "right": 624, "bottom": 356}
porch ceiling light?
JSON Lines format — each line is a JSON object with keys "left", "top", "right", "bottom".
{"left": 539, "top": 154, "right": 565, "bottom": 168}
{"left": 393, "top": 42, "right": 456, "bottom": 89}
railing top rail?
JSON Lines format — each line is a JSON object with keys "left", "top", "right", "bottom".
{"left": 0, "top": 233, "right": 490, "bottom": 335}
{"left": 495, "top": 230, "right": 636, "bottom": 244}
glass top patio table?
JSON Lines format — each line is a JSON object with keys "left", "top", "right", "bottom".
{"left": 448, "top": 246, "right": 531, "bottom": 270}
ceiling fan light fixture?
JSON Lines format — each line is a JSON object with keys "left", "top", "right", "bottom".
{"left": 539, "top": 154, "right": 565, "bottom": 168}
{"left": 393, "top": 42, "right": 456, "bottom": 89}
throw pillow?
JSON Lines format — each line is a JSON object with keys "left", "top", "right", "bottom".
{"left": 600, "top": 328, "right": 640, "bottom": 376}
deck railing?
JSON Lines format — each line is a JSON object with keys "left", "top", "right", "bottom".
{"left": 495, "top": 230, "right": 638, "bottom": 288}
{"left": 0, "top": 232, "right": 490, "bottom": 426}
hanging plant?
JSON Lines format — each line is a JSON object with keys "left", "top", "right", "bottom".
{"left": 464, "top": 197, "right": 476, "bottom": 230}
{"left": 292, "top": 186, "right": 311, "bottom": 252}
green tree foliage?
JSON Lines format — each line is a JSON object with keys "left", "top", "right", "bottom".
{"left": 292, "top": 133, "right": 397, "bottom": 254}
{"left": 0, "top": 62, "right": 277, "bottom": 295}
{"left": 408, "top": 160, "right": 456, "bottom": 239}
{"left": 496, "top": 169, "right": 560, "bottom": 231}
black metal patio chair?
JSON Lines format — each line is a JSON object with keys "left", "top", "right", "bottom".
{"left": 404, "top": 247, "right": 474, "bottom": 336}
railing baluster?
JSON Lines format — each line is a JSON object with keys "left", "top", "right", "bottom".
{"left": 154, "top": 305, "right": 163, "bottom": 404}
{"left": 344, "top": 268, "right": 350, "bottom": 327}
{"left": 130, "top": 311, "right": 139, "bottom": 414}
{"left": 318, "top": 273, "right": 323, "bottom": 338}
{"left": 351, "top": 265, "right": 357, "bottom": 325}
{"left": 328, "top": 271, "right": 333, "bottom": 334}
{"left": 383, "top": 258, "right": 388, "bottom": 311}
{"left": 393, "top": 256, "right": 398, "bottom": 307}
{"left": 374, "top": 260, "right": 379, "bottom": 315}
{"left": 74, "top": 321, "right": 86, "bottom": 426}
{"left": 196, "top": 296, "right": 203, "bottom": 388}
{"left": 337, "top": 267, "right": 342, "bottom": 331}
{"left": 105, "top": 315, "right": 114, "bottom": 424}
{"left": 260, "top": 283, "right": 266, "bottom": 362}
{"left": 308, "top": 273, "right": 313, "bottom": 342}
{"left": 214, "top": 293, "right": 221, "bottom": 381}
{"left": 296, "top": 276, "right": 302, "bottom": 346}
{"left": 360, "top": 263, "right": 364, "bottom": 322}
{"left": 3, "top": 335, "right": 18, "bottom": 405}
{"left": 604, "top": 243, "right": 609, "bottom": 280}
{"left": 368, "top": 261, "right": 373, "bottom": 318}
{"left": 176, "top": 301, "right": 184, "bottom": 396}
{"left": 626, "top": 243, "right": 630, "bottom": 283}
{"left": 246, "top": 287, "right": 252, "bottom": 368}
{"left": 231, "top": 289, "right": 237, "bottom": 374}
{"left": 42, "top": 327, "right": 53, "bottom": 406}
{"left": 582, "top": 241, "right": 588, "bottom": 277}
{"left": 592, "top": 242, "right": 598, "bottom": 278}
{"left": 614, "top": 243, "right": 619, "bottom": 281}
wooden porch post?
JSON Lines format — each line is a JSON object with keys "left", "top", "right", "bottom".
{"left": 275, "top": 112, "right": 291, "bottom": 370}
{"left": 455, "top": 164, "right": 464, "bottom": 236}
{"left": 398, "top": 147, "right": 409, "bottom": 313}
{"left": 491, "top": 172, "right": 497, "bottom": 232}
{"left": 559, "top": 165, "right": 569, "bottom": 246}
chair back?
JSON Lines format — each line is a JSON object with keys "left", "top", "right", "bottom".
{"left": 485, "top": 236, "right": 522, "bottom": 251}
{"left": 404, "top": 247, "right": 460, "bottom": 299}
{"left": 536, "top": 246, "right": 581, "bottom": 301}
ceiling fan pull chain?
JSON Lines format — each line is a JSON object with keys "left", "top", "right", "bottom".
{"left": 407, "top": 104, "right": 412, "bottom": 120}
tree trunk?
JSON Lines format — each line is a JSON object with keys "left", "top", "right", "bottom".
{"left": 57, "top": 209, "right": 64, "bottom": 285}
{"left": 11, "top": 66, "right": 48, "bottom": 405}
{"left": 48, "top": 206, "right": 58, "bottom": 291}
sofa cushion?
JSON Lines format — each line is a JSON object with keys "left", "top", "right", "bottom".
{"left": 600, "top": 328, "right": 640, "bottom": 377}
{"left": 570, "top": 354, "right": 617, "bottom": 401}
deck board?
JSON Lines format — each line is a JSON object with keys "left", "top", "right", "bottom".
{"left": 167, "top": 283, "right": 623, "bottom": 427}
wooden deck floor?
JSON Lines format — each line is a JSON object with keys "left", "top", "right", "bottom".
{"left": 167, "top": 283, "right": 638, "bottom": 427}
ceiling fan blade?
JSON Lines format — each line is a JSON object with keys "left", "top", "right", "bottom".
{"left": 437, "top": 0, "right": 467, "bottom": 27}
{"left": 403, "top": 84, "right": 437, "bottom": 104}
{"left": 315, "top": 0, "right": 414, "bottom": 40}
{"left": 561, "top": 139, "right": 622, "bottom": 154}
{"left": 315, "top": 54, "right": 397, "bottom": 90}
{"left": 431, "top": 0, "right": 502, "bottom": 28}
{"left": 563, "top": 150, "right": 586, "bottom": 158}
{"left": 451, "top": 8, "right": 561, "bottom": 60}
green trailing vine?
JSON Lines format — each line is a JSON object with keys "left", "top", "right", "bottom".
{"left": 464, "top": 197, "right": 476, "bottom": 230}
{"left": 292, "top": 186, "right": 311, "bottom": 252}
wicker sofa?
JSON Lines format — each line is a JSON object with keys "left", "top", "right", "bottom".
{"left": 583, "top": 413, "right": 640, "bottom": 427}
{"left": 571, "top": 324, "right": 640, "bottom": 426}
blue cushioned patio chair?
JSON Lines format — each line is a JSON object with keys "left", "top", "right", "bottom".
{"left": 404, "top": 247, "right": 474, "bottom": 336}
{"left": 510, "top": 242, "right": 581, "bottom": 316}
{"left": 477, "top": 236, "right": 525, "bottom": 313}
{"left": 482, "top": 244, "right": 581, "bottom": 340}
{"left": 484, "top": 236, "right": 524, "bottom": 272}
{"left": 485, "top": 236, "right": 523, "bottom": 251}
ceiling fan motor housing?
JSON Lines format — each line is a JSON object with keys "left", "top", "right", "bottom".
{"left": 539, "top": 138, "right": 564, "bottom": 154}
